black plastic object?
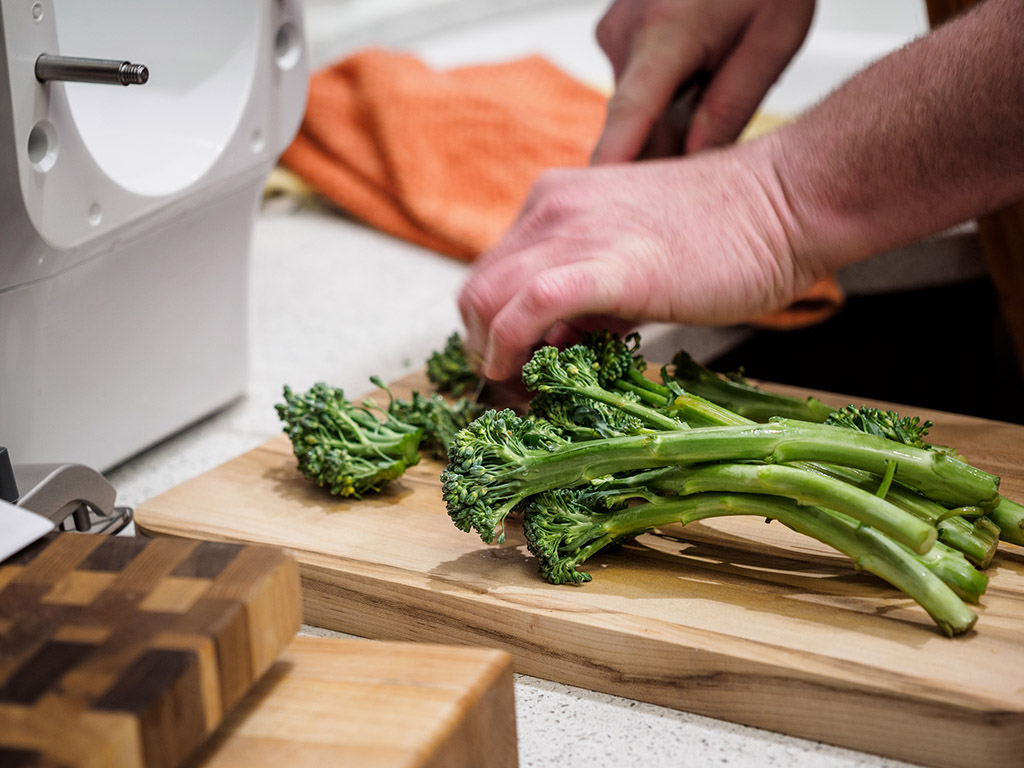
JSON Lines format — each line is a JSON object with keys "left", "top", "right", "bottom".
{"left": 0, "top": 446, "right": 18, "bottom": 503}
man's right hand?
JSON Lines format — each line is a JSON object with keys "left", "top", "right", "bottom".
{"left": 459, "top": 137, "right": 822, "bottom": 382}
{"left": 591, "top": 0, "right": 815, "bottom": 163}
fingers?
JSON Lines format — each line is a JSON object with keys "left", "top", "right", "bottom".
{"left": 477, "top": 259, "right": 638, "bottom": 381}
{"left": 686, "top": 5, "right": 814, "bottom": 152}
{"left": 460, "top": 169, "right": 601, "bottom": 363}
{"left": 591, "top": 22, "right": 707, "bottom": 164}
{"left": 594, "top": 0, "right": 634, "bottom": 79}
{"left": 460, "top": 242, "right": 582, "bottom": 375}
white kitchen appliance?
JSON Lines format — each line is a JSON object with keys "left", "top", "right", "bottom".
{"left": 0, "top": 0, "right": 308, "bottom": 469}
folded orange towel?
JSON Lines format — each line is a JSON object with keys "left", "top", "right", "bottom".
{"left": 754, "top": 276, "right": 845, "bottom": 330}
{"left": 282, "top": 48, "right": 842, "bottom": 328}
{"left": 281, "top": 49, "right": 606, "bottom": 260}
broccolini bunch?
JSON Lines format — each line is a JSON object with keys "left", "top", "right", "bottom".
{"left": 441, "top": 331, "right": 1023, "bottom": 636}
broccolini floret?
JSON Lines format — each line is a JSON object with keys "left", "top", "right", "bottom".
{"left": 825, "top": 405, "right": 947, "bottom": 453}
{"left": 523, "top": 344, "right": 687, "bottom": 432}
{"left": 426, "top": 332, "right": 480, "bottom": 396}
{"left": 276, "top": 382, "right": 422, "bottom": 497}
{"left": 372, "top": 376, "right": 484, "bottom": 459}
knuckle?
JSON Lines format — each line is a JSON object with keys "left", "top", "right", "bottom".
{"left": 700, "top": 96, "right": 753, "bottom": 135}
{"left": 595, "top": 15, "right": 616, "bottom": 52}
{"left": 524, "top": 172, "right": 579, "bottom": 225}
{"left": 606, "top": 89, "right": 657, "bottom": 123}
{"left": 459, "top": 279, "right": 500, "bottom": 324}
{"left": 487, "top": 313, "right": 527, "bottom": 359}
{"left": 521, "top": 272, "right": 569, "bottom": 315}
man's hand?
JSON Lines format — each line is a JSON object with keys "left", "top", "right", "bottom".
{"left": 592, "top": 0, "right": 814, "bottom": 163}
{"left": 459, "top": 139, "right": 821, "bottom": 381}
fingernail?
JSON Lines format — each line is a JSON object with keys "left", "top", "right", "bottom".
{"left": 463, "top": 307, "right": 485, "bottom": 365}
{"left": 481, "top": 339, "right": 497, "bottom": 381}
{"left": 685, "top": 109, "right": 708, "bottom": 153}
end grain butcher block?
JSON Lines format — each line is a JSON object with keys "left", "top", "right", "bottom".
{"left": 188, "top": 635, "right": 517, "bottom": 768}
{"left": 0, "top": 533, "right": 301, "bottom": 768}
{"left": 135, "top": 372, "right": 1024, "bottom": 768}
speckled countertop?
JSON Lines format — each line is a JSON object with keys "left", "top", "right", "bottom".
{"left": 104, "top": 2, "right": 935, "bottom": 765}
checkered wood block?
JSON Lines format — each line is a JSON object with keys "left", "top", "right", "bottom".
{"left": 0, "top": 533, "right": 301, "bottom": 768}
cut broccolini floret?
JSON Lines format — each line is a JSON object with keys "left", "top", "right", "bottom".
{"left": 426, "top": 332, "right": 480, "bottom": 396}
{"left": 372, "top": 375, "right": 484, "bottom": 459}
{"left": 276, "top": 382, "right": 422, "bottom": 498}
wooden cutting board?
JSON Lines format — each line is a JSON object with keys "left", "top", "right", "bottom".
{"left": 188, "top": 635, "right": 517, "bottom": 768}
{"left": 0, "top": 533, "right": 301, "bottom": 768}
{"left": 135, "top": 372, "right": 1024, "bottom": 768}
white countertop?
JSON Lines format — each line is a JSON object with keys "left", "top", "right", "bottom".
{"left": 104, "top": 2, "right": 934, "bottom": 764}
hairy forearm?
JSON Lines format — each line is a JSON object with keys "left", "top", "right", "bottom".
{"left": 770, "top": 0, "right": 1024, "bottom": 272}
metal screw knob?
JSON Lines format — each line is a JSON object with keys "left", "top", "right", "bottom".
{"left": 35, "top": 54, "right": 149, "bottom": 86}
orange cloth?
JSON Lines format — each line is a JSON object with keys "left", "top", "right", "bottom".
{"left": 755, "top": 277, "right": 846, "bottom": 330}
{"left": 282, "top": 49, "right": 606, "bottom": 260}
{"left": 282, "top": 48, "right": 842, "bottom": 328}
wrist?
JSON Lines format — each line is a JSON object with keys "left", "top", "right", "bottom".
{"left": 728, "top": 133, "right": 834, "bottom": 294}
{"left": 754, "top": 129, "right": 871, "bottom": 277}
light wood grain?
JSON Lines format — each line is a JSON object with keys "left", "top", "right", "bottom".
{"left": 187, "top": 635, "right": 517, "bottom": 768}
{"left": 136, "top": 372, "right": 1024, "bottom": 768}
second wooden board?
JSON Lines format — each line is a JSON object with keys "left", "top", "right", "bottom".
{"left": 137, "top": 373, "right": 1024, "bottom": 768}
{"left": 189, "top": 635, "right": 517, "bottom": 768}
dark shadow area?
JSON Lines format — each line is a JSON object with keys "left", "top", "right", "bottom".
{"left": 709, "top": 277, "right": 1024, "bottom": 424}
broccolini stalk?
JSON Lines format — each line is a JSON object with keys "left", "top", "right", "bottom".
{"left": 276, "top": 382, "right": 423, "bottom": 497}
{"left": 580, "top": 342, "right": 1002, "bottom": 565}
{"left": 670, "top": 350, "right": 836, "bottom": 423}
{"left": 635, "top": 462, "right": 938, "bottom": 553}
{"left": 442, "top": 410, "right": 999, "bottom": 543}
{"left": 936, "top": 515, "right": 1001, "bottom": 566}
{"left": 989, "top": 496, "right": 1024, "bottom": 546}
{"left": 426, "top": 333, "right": 480, "bottom": 396}
{"left": 818, "top": 405, "right": 1006, "bottom": 561}
{"left": 522, "top": 489, "right": 978, "bottom": 636}
{"left": 808, "top": 464, "right": 1000, "bottom": 567}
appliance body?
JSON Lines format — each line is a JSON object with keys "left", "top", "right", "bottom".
{"left": 0, "top": 0, "right": 308, "bottom": 469}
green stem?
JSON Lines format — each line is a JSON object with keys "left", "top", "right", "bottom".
{"left": 989, "top": 496, "right": 1024, "bottom": 546}
{"left": 621, "top": 384, "right": 1001, "bottom": 565}
{"left": 936, "top": 516, "right": 1000, "bottom": 569}
{"left": 807, "top": 463, "right": 999, "bottom": 567}
{"left": 647, "top": 463, "right": 937, "bottom": 554}
{"left": 511, "top": 422, "right": 999, "bottom": 508}
{"left": 669, "top": 351, "right": 837, "bottom": 423}
{"left": 538, "top": 382, "right": 686, "bottom": 432}
{"left": 562, "top": 492, "right": 977, "bottom": 636}
{"left": 876, "top": 461, "right": 897, "bottom": 498}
